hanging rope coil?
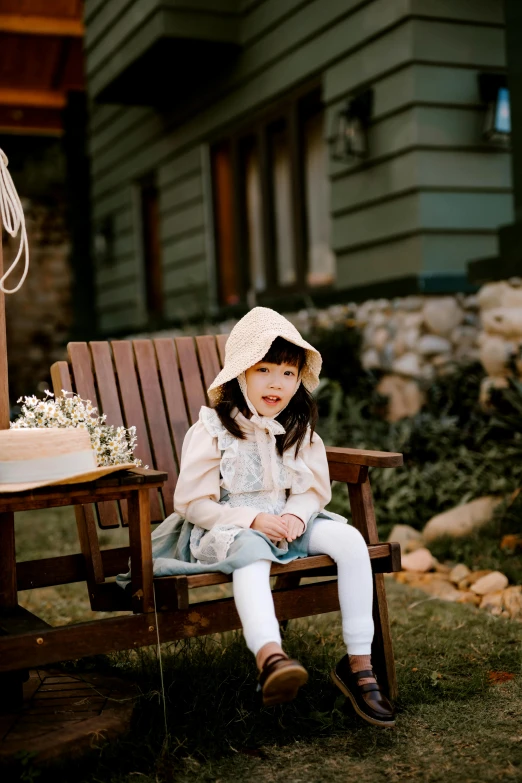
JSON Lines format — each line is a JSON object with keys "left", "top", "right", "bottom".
{"left": 0, "top": 148, "right": 29, "bottom": 294}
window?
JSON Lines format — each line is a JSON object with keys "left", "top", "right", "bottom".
{"left": 211, "top": 88, "right": 334, "bottom": 307}
{"left": 138, "top": 174, "right": 163, "bottom": 324}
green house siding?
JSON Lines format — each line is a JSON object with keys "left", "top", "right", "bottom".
{"left": 85, "top": 0, "right": 511, "bottom": 334}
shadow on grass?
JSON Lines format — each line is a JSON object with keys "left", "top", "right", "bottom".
{"left": 6, "top": 580, "right": 520, "bottom": 783}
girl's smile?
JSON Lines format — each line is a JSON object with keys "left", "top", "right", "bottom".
{"left": 245, "top": 361, "right": 299, "bottom": 417}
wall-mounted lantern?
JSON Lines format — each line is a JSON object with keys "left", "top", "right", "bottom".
{"left": 478, "top": 73, "right": 511, "bottom": 145}
{"left": 331, "top": 88, "right": 373, "bottom": 161}
{"left": 94, "top": 216, "right": 114, "bottom": 267}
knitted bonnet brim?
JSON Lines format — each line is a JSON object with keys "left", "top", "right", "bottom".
{"left": 207, "top": 307, "right": 322, "bottom": 404}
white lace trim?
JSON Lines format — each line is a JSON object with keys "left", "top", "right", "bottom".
{"left": 190, "top": 524, "right": 240, "bottom": 565}
{"left": 199, "top": 406, "right": 315, "bottom": 496}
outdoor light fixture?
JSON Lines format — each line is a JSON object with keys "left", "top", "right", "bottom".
{"left": 331, "top": 88, "right": 373, "bottom": 161}
{"left": 94, "top": 216, "right": 114, "bottom": 266}
{"left": 479, "top": 73, "right": 511, "bottom": 145}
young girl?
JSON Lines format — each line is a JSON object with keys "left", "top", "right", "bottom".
{"left": 147, "top": 307, "right": 395, "bottom": 726}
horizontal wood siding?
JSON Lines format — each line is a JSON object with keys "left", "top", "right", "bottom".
{"left": 327, "top": 3, "right": 510, "bottom": 291}
{"left": 87, "top": 0, "right": 510, "bottom": 333}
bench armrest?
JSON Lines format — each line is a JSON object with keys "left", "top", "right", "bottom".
{"left": 326, "top": 446, "right": 403, "bottom": 469}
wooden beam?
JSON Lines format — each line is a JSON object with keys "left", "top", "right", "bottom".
{"left": 0, "top": 581, "right": 340, "bottom": 673}
{"left": 0, "top": 15, "right": 84, "bottom": 37}
{"left": 0, "top": 106, "right": 63, "bottom": 136}
{"left": 0, "top": 88, "right": 66, "bottom": 109}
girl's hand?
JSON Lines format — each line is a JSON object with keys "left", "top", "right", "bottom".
{"left": 251, "top": 513, "right": 288, "bottom": 542}
{"left": 281, "top": 513, "right": 305, "bottom": 542}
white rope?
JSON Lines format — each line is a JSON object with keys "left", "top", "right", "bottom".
{"left": 0, "top": 148, "right": 29, "bottom": 294}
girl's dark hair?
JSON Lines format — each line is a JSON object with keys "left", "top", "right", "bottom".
{"left": 214, "top": 337, "right": 318, "bottom": 457}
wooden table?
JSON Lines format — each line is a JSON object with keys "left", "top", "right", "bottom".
{"left": 0, "top": 468, "right": 167, "bottom": 712}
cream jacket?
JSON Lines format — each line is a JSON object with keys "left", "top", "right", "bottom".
{"left": 173, "top": 407, "right": 332, "bottom": 531}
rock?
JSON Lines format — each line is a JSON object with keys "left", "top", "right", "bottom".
{"left": 479, "top": 335, "right": 514, "bottom": 376}
{"left": 449, "top": 564, "right": 471, "bottom": 585}
{"left": 376, "top": 375, "right": 425, "bottom": 421}
{"left": 501, "top": 286, "right": 522, "bottom": 309}
{"left": 361, "top": 348, "right": 381, "bottom": 370}
{"left": 431, "top": 354, "right": 453, "bottom": 369}
{"left": 371, "top": 327, "right": 389, "bottom": 351}
{"left": 477, "top": 282, "right": 510, "bottom": 311}
{"left": 465, "top": 569, "right": 493, "bottom": 586}
{"left": 392, "top": 335, "right": 407, "bottom": 357}
{"left": 392, "top": 352, "right": 422, "bottom": 378}
{"left": 423, "top": 298, "right": 463, "bottom": 336}
{"left": 434, "top": 562, "right": 452, "bottom": 575}
{"left": 482, "top": 307, "right": 522, "bottom": 338}
{"left": 400, "top": 327, "right": 421, "bottom": 351}
{"left": 396, "top": 296, "right": 424, "bottom": 312}
{"left": 455, "top": 591, "right": 481, "bottom": 606}
{"left": 371, "top": 312, "right": 388, "bottom": 329}
{"left": 401, "top": 547, "right": 437, "bottom": 572}
{"left": 481, "top": 336, "right": 515, "bottom": 375}
{"left": 419, "top": 363, "right": 435, "bottom": 383}
{"left": 451, "top": 325, "right": 479, "bottom": 346}
{"left": 471, "top": 571, "right": 509, "bottom": 596}
{"left": 418, "top": 335, "right": 452, "bottom": 355}
{"left": 502, "top": 586, "right": 522, "bottom": 620}
{"left": 387, "top": 524, "right": 423, "bottom": 553}
{"left": 463, "top": 294, "right": 479, "bottom": 310}
{"left": 422, "top": 497, "right": 502, "bottom": 542}
{"left": 407, "top": 575, "right": 463, "bottom": 602}
{"left": 479, "top": 591, "right": 504, "bottom": 615}
{"left": 403, "top": 312, "right": 424, "bottom": 328}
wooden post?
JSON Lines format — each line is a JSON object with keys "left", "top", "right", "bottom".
{"left": 0, "top": 219, "right": 9, "bottom": 428}
{"left": 0, "top": 219, "right": 25, "bottom": 711}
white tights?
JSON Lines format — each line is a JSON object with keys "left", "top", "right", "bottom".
{"left": 232, "top": 519, "right": 374, "bottom": 657}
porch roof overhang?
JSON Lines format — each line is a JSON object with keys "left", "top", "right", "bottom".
{"left": 87, "top": 2, "right": 241, "bottom": 105}
{"left": 0, "top": 1, "right": 85, "bottom": 136}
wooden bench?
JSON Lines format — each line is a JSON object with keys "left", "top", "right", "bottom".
{"left": 46, "top": 335, "right": 403, "bottom": 698}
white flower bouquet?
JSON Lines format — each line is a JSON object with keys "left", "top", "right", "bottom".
{"left": 11, "top": 390, "right": 143, "bottom": 468}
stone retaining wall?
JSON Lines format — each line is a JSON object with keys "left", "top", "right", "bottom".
{"left": 130, "top": 282, "right": 518, "bottom": 421}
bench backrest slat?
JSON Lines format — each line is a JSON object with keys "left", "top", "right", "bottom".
{"left": 175, "top": 337, "right": 207, "bottom": 424}
{"left": 90, "top": 342, "right": 125, "bottom": 428}
{"left": 111, "top": 340, "right": 162, "bottom": 522}
{"left": 154, "top": 338, "right": 190, "bottom": 466}
{"left": 68, "top": 342, "right": 120, "bottom": 529}
{"left": 216, "top": 333, "right": 228, "bottom": 366}
{"left": 134, "top": 340, "right": 178, "bottom": 517}
{"left": 196, "top": 335, "right": 221, "bottom": 391}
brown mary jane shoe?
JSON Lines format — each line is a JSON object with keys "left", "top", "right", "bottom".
{"left": 258, "top": 653, "right": 308, "bottom": 707}
{"left": 331, "top": 655, "right": 396, "bottom": 727}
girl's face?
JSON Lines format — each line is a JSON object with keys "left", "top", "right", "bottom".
{"left": 244, "top": 361, "right": 300, "bottom": 418}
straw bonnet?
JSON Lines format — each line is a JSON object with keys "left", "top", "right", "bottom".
{"left": 0, "top": 428, "right": 135, "bottom": 493}
{"left": 207, "top": 307, "right": 322, "bottom": 404}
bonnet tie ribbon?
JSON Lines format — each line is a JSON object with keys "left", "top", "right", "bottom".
{"left": 0, "top": 149, "right": 29, "bottom": 294}
{"left": 237, "top": 373, "right": 287, "bottom": 498}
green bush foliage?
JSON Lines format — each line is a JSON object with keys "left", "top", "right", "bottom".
{"left": 317, "top": 363, "right": 522, "bottom": 548}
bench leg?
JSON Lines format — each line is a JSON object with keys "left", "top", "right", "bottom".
{"left": 0, "top": 511, "right": 25, "bottom": 712}
{"left": 348, "top": 478, "right": 398, "bottom": 701}
{"left": 371, "top": 574, "right": 398, "bottom": 700}
{"left": 128, "top": 488, "right": 154, "bottom": 614}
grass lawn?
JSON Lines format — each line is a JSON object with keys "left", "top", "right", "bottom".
{"left": 8, "top": 508, "right": 522, "bottom": 783}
